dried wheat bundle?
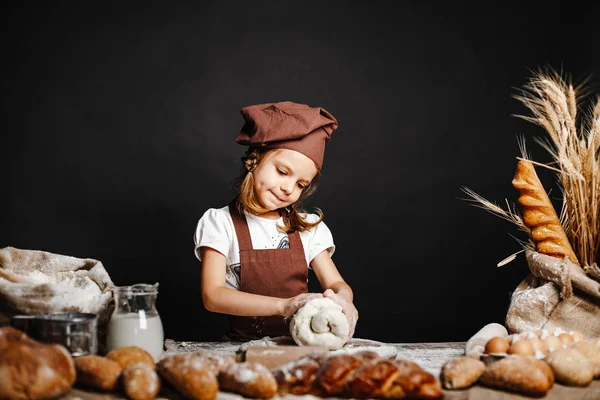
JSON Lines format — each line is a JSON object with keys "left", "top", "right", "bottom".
{"left": 462, "top": 70, "right": 600, "bottom": 273}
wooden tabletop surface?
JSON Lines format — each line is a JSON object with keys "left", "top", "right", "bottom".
{"left": 60, "top": 340, "right": 600, "bottom": 400}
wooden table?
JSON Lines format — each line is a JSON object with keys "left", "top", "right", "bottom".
{"left": 60, "top": 340, "right": 600, "bottom": 400}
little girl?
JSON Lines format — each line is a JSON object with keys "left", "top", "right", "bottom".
{"left": 194, "top": 101, "right": 358, "bottom": 341}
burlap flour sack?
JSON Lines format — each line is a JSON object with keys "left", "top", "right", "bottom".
{"left": 506, "top": 250, "right": 600, "bottom": 337}
{"left": 0, "top": 246, "right": 114, "bottom": 349}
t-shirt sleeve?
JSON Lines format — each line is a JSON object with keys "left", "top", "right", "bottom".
{"left": 305, "top": 214, "right": 336, "bottom": 263}
{"left": 193, "top": 208, "right": 233, "bottom": 261}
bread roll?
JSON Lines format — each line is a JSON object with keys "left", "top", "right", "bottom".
{"left": 569, "top": 339, "right": 600, "bottom": 378}
{"left": 157, "top": 353, "right": 218, "bottom": 400}
{"left": 545, "top": 348, "right": 593, "bottom": 386}
{"left": 122, "top": 362, "right": 161, "bottom": 400}
{"left": 218, "top": 361, "right": 278, "bottom": 399}
{"left": 0, "top": 326, "right": 34, "bottom": 349}
{"left": 480, "top": 354, "right": 554, "bottom": 396}
{"left": 390, "top": 359, "right": 443, "bottom": 399}
{"left": 271, "top": 356, "right": 321, "bottom": 395}
{"left": 440, "top": 356, "right": 486, "bottom": 389}
{"left": 192, "top": 350, "right": 237, "bottom": 373}
{"left": 107, "top": 346, "right": 155, "bottom": 369}
{"left": 512, "top": 160, "right": 579, "bottom": 264}
{"left": 74, "top": 355, "right": 123, "bottom": 391}
{"left": 0, "top": 338, "right": 76, "bottom": 400}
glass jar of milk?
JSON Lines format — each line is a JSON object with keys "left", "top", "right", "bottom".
{"left": 106, "top": 283, "right": 164, "bottom": 362}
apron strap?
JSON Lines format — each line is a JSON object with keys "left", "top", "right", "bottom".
{"left": 229, "top": 200, "right": 303, "bottom": 251}
{"left": 229, "top": 201, "right": 253, "bottom": 251}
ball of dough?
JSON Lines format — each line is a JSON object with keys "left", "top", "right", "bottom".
{"left": 290, "top": 298, "right": 349, "bottom": 350}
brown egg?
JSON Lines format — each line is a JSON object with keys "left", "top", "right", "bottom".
{"left": 545, "top": 327, "right": 557, "bottom": 337}
{"left": 527, "top": 338, "right": 548, "bottom": 357}
{"left": 544, "top": 335, "right": 563, "bottom": 352}
{"left": 558, "top": 332, "right": 575, "bottom": 346}
{"left": 511, "top": 332, "right": 529, "bottom": 343}
{"left": 485, "top": 337, "right": 510, "bottom": 354}
{"left": 508, "top": 339, "right": 535, "bottom": 356}
{"left": 571, "top": 331, "right": 586, "bottom": 342}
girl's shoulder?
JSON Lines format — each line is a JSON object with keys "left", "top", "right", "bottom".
{"left": 199, "top": 206, "right": 233, "bottom": 224}
{"left": 300, "top": 212, "right": 323, "bottom": 224}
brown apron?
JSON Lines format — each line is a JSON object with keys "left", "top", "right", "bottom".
{"left": 227, "top": 202, "right": 308, "bottom": 340}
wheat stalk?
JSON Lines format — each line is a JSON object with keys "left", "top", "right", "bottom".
{"left": 460, "top": 187, "right": 531, "bottom": 235}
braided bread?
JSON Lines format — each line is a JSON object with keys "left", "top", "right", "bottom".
{"left": 512, "top": 160, "right": 579, "bottom": 264}
{"left": 271, "top": 351, "right": 443, "bottom": 399}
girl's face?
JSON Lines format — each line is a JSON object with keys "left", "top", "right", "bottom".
{"left": 252, "top": 149, "right": 318, "bottom": 215}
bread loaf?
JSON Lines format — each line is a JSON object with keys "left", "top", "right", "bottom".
{"left": 157, "top": 353, "right": 218, "bottom": 400}
{"left": 569, "top": 338, "right": 600, "bottom": 378}
{"left": 74, "top": 355, "right": 123, "bottom": 391}
{"left": 387, "top": 359, "right": 443, "bottom": 399}
{"left": 440, "top": 356, "right": 486, "bottom": 389}
{"left": 0, "top": 331, "right": 76, "bottom": 400}
{"left": 512, "top": 160, "right": 579, "bottom": 264}
{"left": 480, "top": 354, "right": 554, "bottom": 396}
{"left": 545, "top": 347, "right": 593, "bottom": 386}
{"left": 0, "top": 325, "right": 33, "bottom": 349}
{"left": 271, "top": 351, "right": 443, "bottom": 399}
{"left": 107, "top": 346, "right": 155, "bottom": 369}
{"left": 122, "top": 362, "right": 161, "bottom": 400}
{"left": 218, "top": 361, "right": 278, "bottom": 399}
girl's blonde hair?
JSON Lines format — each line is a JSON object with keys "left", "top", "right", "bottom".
{"left": 235, "top": 147, "right": 324, "bottom": 233}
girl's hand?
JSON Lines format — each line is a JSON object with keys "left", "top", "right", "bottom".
{"left": 281, "top": 293, "right": 323, "bottom": 318}
{"left": 323, "top": 288, "right": 359, "bottom": 342}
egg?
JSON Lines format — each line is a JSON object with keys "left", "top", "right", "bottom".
{"left": 571, "top": 331, "right": 586, "bottom": 342}
{"left": 485, "top": 336, "right": 510, "bottom": 354}
{"left": 544, "top": 335, "right": 563, "bottom": 352}
{"left": 558, "top": 332, "right": 574, "bottom": 346}
{"left": 526, "top": 338, "right": 548, "bottom": 358}
{"left": 545, "top": 327, "right": 557, "bottom": 337}
{"left": 511, "top": 332, "right": 529, "bottom": 343}
{"left": 534, "top": 330, "right": 543, "bottom": 338}
{"left": 508, "top": 339, "right": 535, "bottom": 356}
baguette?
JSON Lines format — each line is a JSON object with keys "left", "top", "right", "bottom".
{"left": 512, "top": 160, "right": 579, "bottom": 264}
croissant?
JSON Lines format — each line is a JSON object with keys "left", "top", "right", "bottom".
{"left": 512, "top": 160, "right": 579, "bottom": 265}
{"left": 271, "top": 351, "right": 443, "bottom": 399}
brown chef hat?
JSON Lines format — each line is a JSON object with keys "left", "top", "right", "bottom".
{"left": 236, "top": 101, "right": 338, "bottom": 169}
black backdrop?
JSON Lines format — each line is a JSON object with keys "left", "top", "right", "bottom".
{"left": 2, "top": 1, "right": 599, "bottom": 343}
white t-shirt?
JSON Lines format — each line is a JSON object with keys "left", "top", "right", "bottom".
{"left": 194, "top": 206, "right": 335, "bottom": 290}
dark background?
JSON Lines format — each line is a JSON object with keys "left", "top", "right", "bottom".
{"left": 2, "top": 1, "right": 599, "bottom": 343}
